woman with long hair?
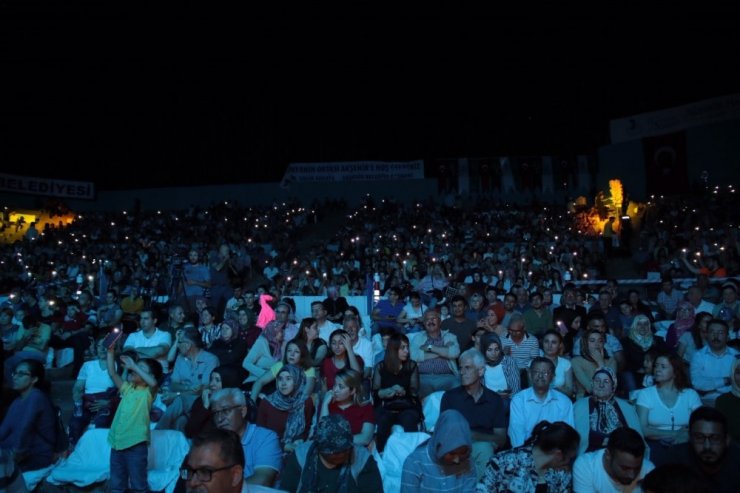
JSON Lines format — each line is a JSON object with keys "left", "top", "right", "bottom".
{"left": 636, "top": 352, "right": 702, "bottom": 465}
{"left": 294, "top": 317, "right": 328, "bottom": 370}
{"left": 676, "top": 311, "right": 712, "bottom": 365}
{"left": 478, "top": 420, "right": 580, "bottom": 492}
{"left": 372, "top": 333, "right": 421, "bottom": 452}
{"left": 571, "top": 329, "right": 618, "bottom": 398}
{"left": 320, "top": 329, "right": 363, "bottom": 391}
{"left": 541, "top": 330, "right": 574, "bottom": 398}
{"left": 0, "top": 359, "right": 57, "bottom": 471}
{"left": 476, "top": 304, "right": 506, "bottom": 338}
{"left": 319, "top": 367, "right": 374, "bottom": 447}
{"left": 256, "top": 364, "right": 315, "bottom": 453}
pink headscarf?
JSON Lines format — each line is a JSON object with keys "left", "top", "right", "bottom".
{"left": 667, "top": 301, "right": 695, "bottom": 349}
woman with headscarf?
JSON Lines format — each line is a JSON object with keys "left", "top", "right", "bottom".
{"left": 621, "top": 314, "right": 668, "bottom": 392}
{"left": 665, "top": 301, "right": 696, "bottom": 351}
{"left": 242, "top": 317, "right": 285, "bottom": 384}
{"left": 280, "top": 415, "right": 383, "bottom": 493}
{"left": 573, "top": 367, "right": 644, "bottom": 455}
{"left": 715, "top": 357, "right": 740, "bottom": 444}
{"left": 400, "top": 409, "right": 477, "bottom": 492}
{"left": 480, "top": 332, "right": 520, "bottom": 402}
{"left": 477, "top": 420, "right": 580, "bottom": 493}
{"left": 256, "top": 364, "right": 315, "bottom": 453}
{"left": 184, "top": 365, "right": 246, "bottom": 439}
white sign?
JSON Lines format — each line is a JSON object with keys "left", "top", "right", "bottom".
{"left": 610, "top": 93, "right": 740, "bottom": 143}
{"left": 281, "top": 160, "right": 425, "bottom": 186}
{"left": 0, "top": 173, "right": 95, "bottom": 200}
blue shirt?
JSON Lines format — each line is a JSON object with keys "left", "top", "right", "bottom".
{"left": 240, "top": 423, "right": 282, "bottom": 478}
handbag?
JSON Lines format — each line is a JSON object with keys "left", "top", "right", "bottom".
{"left": 383, "top": 397, "right": 418, "bottom": 412}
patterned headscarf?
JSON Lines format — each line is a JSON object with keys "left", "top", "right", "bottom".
{"left": 265, "top": 364, "right": 307, "bottom": 445}
{"left": 298, "top": 415, "right": 353, "bottom": 493}
{"left": 628, "top": 314, "right": 654, "bottom": 352}
{"left": 262, "top": 320, "right": 285, "bottom": 360}
{"left": 589, "top": 367, "right": 623, "bottom": 436}
{"left": 672, "top": 301, "right": 696, "bottom": 342}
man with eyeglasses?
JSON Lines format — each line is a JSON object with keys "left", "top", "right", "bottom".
{"left": 210, "top": 388, "right": 282, "bottom": 488}
{"left": 182, "top": 428, "right": 282, "bottom": 493}
{"left": 508, "top": 357, "right": 574, "bottom": 447}
{"left": 668, "top": 406, "right": 740, "bottom": 492}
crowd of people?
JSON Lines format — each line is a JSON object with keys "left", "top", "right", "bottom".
{"left": 0, "top": 188, "right": 739, "bottom": 492}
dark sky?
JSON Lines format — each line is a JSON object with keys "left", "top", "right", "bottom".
{"left": 2, "top": 6, "right": 739, "bottom": 190}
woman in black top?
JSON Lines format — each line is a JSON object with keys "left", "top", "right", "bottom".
{"left": 371, "top": 333, "right": 421, "bottom": 452}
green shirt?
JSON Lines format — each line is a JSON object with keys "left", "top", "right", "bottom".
{"left": 108, "top": 382, "right": 153, "bottom": 450}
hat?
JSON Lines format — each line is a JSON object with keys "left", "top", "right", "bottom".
{"left": 315, "top": 415, "right": 353, "bottom": 454}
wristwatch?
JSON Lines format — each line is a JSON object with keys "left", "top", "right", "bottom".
{"left": 426, "top": 344, "right": 433, "bottom": 352}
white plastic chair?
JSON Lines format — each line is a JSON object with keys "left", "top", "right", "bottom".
{"left": 422, "top": 390, "right": 445, "bottom": 432}
{"left": 46, "top": 428, "right": 189, "bottom": 493}
{"left": 380, "top": 430, "right": 430, "bottom": 493}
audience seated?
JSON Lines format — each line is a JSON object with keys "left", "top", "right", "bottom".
{"left": 410, "top": 310, "right": 460, "bottom": 398}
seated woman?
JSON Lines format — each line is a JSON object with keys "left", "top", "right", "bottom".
{"left": 372, "top": 333, "right": 421, "bottom": 453}
{"left": 242, "top": 318, "right": 285, "bottom": 386}
{"left": 321, "top": 329, "right": 363, "bottom": 392}
{"left": 256, "top": 364, "right": 315, "bottom": 454}
{"left": 250, "top": 339, "right": 316, "bottom": 401}
{"left": 664, "top": 302, "right": 695, "bottom": 351}
{"left": 636, "top": 352, "right": 702, "bottom": 466}
{"left": 621, "top": 315, "right": 668, "bottom": 392}
{"left": 480, "top": 332, "right": 520, "bottom": 400}
{"left": 571, "top": 328, "right": 618, "bottom": 398}
{"left": 676, "top": 311, "right": 712, "bottom": 366}
{"left": 294, "top": 317, "right": 328, "bottom": 372}
{"left": 396, "top": 292, "right": 428, "bottom": 334}
{"left": 541, "top": 330, "right": 574, "bottom": 398}
{"left": 401, "top": 409, "right": 477, "bottom": 491}
{"left": 208, "top": 317, "right": 248, "bottom": 368}
{"left": 0, "top": 359, "right": 56, "bottom": 471}
{"left": 573, "top": 367, "right": 643, "bottom": 455}
{"left": 477, "top": 420, "right": 580, "bottom": 492}
{"left": 715, "top": 357, "right": 740, "bottom": 444}
{"left": 184, "top": 365, "right": 246, "bottom": 439}
{"left": 320, "top": 368, "right": 375, "bottom": 447}
{"left": 476, "top": 303, "right": 506, "bottom": 338}
{"left": 69, "top": 336, "right": 118, "bottom": 446}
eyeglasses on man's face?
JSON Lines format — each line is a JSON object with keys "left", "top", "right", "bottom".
{"left": 180, "top": 464, "right": 236, "bottom": 482}
{"left": 211, "top": 404, "right": 242, "bottom": 418}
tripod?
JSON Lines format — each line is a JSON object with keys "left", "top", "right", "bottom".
{"left": 168, "top": 262, "right": 191, "bottom": 313}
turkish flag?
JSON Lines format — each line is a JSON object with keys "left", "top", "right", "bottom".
{"left": 642, "top": 131, "right": 688, "bottom": 195}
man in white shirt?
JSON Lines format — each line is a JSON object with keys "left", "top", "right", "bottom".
{"left": 508, "top": 357, "right": 574, "bottom": 447}
{"left": 344, "top": 315, "right": 372, "bottom": 380}
{"left": 574, "top": 427, "right": 654, "bottom": 493}
{"left": 123, "top": 309, "right": 172, "bottom": 372}
{"left": 313, "top": 301, "right": 339, "bottom": 344}
{"left": 690, "top": 319, "right": 739, "bottom": 405}
{"left": 686, "top": 285, "right": 715, "bottom": 316}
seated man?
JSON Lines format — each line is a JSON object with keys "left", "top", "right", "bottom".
{"left": 181, "top": 429, "right": 247, "bottom": 493}
{"left": 500, "top": 313, "right": 540, "bottom": 370}
{"left": 123, "top": 310, "right": 172, "bottom": 373}
{"left": 440, "top": 348, "right": 506, "bottom": 479}
{"left": 281, "top": 415, "right": 382, "bottom": 493}
{"left": 409, "top": 310, "right": 460, "bottom": 398}
{"left": 573, "top": 427, "right": 655, "bottom": 493}
{"left": 669, "top": 406, "right": 740, "bottom": 493}
{"left": 690, "top": 319, "right": 738, "bottom": 405}
{"left": 508, "top": 357, "right": 574, "bottom": 448}
{"left": 211, "top": 388, "right": 282, "bottom": 487}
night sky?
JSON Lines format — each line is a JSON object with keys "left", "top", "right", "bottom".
{"left": 2, "top": 6, "right": 738, "bottom": 190}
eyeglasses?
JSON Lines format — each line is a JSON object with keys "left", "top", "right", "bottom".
{"left": 11, "top": 371, "right": 31, "bottom": 377}
{"left": 691, "top": 432, "right": 725, "bottom": 445}
{"left": 180, "top": 464, "right": 236, "bottom": 482}
{"left": 530, "top": 370, "right": 551, "bottom": 376}
{"left": 211, "top": 405, "right": 242, "bottom": 418}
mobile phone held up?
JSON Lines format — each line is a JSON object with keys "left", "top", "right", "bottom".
{"left": 103, "top": 326, "right": 123, "bottom": 349}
